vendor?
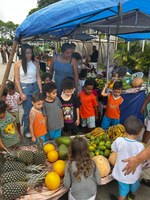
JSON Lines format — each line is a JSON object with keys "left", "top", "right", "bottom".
{"left": 90, "top": 45, "right": 99, "bottom": 63}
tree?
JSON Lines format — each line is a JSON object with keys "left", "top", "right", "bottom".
{"left": 0, "top": 20, "right": 18, "bottom": 45}
{"left": 28, "top": 0, "right": 60, "bottom": 15}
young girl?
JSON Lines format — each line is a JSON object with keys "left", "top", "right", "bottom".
{"left": 60, "top": 78, "right": 80, "bottom": 135}
{"left": 6, "top": 81, "right": 22, "bottom": 137}
{"left": 63, "top": 137, "right": 101, "bottom": 200}
{"left": 0, "top": 100, "right": 20, "bottom": 149}
{"left": 29, "top": 92, "right": 47, "bottom": 143}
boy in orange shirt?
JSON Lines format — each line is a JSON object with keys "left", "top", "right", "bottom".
{"left": 29, "top": 92, "right": 47, "bottom": 143}
{"left": 101, "top": 81, "right": 123, "bottom": 130}
{"left": 79, "top": 79, "right": 98, "bottom": 132}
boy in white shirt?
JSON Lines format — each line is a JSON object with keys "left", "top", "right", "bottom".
{"left": 110, "top": 116, "right": 145, "bottom": 200}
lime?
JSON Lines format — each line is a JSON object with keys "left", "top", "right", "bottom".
{"left": 99, "top": 145, "right": 106, "bottom": 151}
{"left": 104, "top": 149, "right": 110, "bottom": 158}
{"left": 90, "top": 152, "right": 95, "bottom": 157}
{"left": 99, "top": 141, "right": 105, "bottom": 146}
{"left": 99, "top": 151, "right": 104, "bottom": 156}
{"left": 89, "top": 145, "right": 95, "bottom": 152}
{"left": 105, "top": 143, "right": 111, "bottom": 150}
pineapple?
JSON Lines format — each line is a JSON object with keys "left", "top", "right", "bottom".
{"left": 33, "top": 138, "right": 46, "bottom": 165}
{"left": 5, "top": 150, "right": 34, "bottom": 165}
{"left": 1, "top": 170, "right": 40, "bottom": 185}
{"left": 2, "top": 171, "right": 47, "bottom": 200}
{"left": 2, "top": 160, "right": 45, "bottom": 173}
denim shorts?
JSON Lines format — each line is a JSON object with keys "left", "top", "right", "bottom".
{"left": 118, "top": 180, "right": 140, "bottom": 197}
{"left": 81, "top": 116, "right": 96, "bottom": 128}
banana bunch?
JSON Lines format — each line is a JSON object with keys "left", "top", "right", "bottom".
{"left": 90, "top": 128, "right": 105, "bottom": 137}
{"left": 107, "top": 124, "right": 126, "bottom": 141}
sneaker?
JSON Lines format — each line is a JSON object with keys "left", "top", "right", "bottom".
{"left": 141, "top": 179, "right": 150, "bottom": 187}
{"left": 25, "top": 132, "right": 32, "bottom": 138}
{"left": 109, "top": 194, "right": 118, "bottom": 200}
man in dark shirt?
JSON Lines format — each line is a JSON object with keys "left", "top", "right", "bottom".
{"left": 91, "top": 45, "right": 99, "bottom": 62}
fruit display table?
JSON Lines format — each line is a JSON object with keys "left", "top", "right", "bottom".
{"left": 14, "top": 144, "right": 113, "bottom": 200}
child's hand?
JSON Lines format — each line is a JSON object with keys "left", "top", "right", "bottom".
{"left": 32, "top": 136, "right": 36, "bottom": 143}
{"left": 75, "top": 119, "right": 80, "bottom": 126}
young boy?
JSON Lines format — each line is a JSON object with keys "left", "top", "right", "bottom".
{"left": 0, "top": 100, "right": 20, "bottom": 149}
{"left": 79, "top": 79, "right": 98, "bottom": 132}
{"left": 43, "top": 82, "right": 64, "bottom": 140}
{"left": 42, "top": 73, "right": 53, "bottom": 98}
{"left": 101, "top": 81, "right": 123, "bottom": 130}
{"left": 111, "top": 116, "right": 145, "bottom": 200}
{"left": 6, "top": 81, "right": 22, "bottom": 137}
{"left": 29, "top": 92, "right": 47, "bottom": 143}
{"left": 60, "top": 78, "right": 80, "bottom": 135}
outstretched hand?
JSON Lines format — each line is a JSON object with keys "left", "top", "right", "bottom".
{"left": 122, "top": 156, "right": 140, "bottom": 175}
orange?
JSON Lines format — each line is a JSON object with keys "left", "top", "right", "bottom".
{"left": 53, "top": 160, "right": 66, "bottom": 176}
{"left": 45, "top": 172, "right": 61, "bottom": 190}
{"left": 43, "top": 144, "right": 55, "bottom": 154}
{"left": 47, "top": 150, "right": 58, "bottom": 162}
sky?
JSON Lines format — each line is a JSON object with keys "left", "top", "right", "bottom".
{"left": 0, "top": 0, "right": 37, "bottom": 24}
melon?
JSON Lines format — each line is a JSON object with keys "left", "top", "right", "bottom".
{"left": 108, "top": 152, "right": 117, "bottom": 166}
{"left": 92, "top": 155, "right": 110, "bottom": 177}
{"left": 132, "top": 77, "right": 143, "bottom": 87}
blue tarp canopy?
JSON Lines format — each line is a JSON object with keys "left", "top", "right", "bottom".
{"left": 16, "top": 0, "right": 150, "bottom": 41}
{"left": 16, "top": 0, "right": 127, "bottom": 39}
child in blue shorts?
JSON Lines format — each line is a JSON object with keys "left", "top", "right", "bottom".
{"left": 110, "top": 116, "right": 145, "bottom": 200}
{"left": 101, "top": 81, "right": 123, "bottom": 130}
{"left": 43, "top": 82, "right": 64, "bottom": 140}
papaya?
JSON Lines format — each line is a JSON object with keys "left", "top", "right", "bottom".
{"left": 55, "top": 136, "right": 71, "bottom": 146}
{"left": 58, "top": 144, "right": 68, "bottom": 160}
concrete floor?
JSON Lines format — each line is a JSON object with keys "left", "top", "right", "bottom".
{"left": 0, "top": 59, "right": 150, "bottom": 200}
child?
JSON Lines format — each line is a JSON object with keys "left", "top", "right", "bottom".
{"left": 63, "top": 137, "right": 101, "bottom": 200}
{"left": 60, "top": 78, "right": 80, "bottom": 135}
{"left": 0, "top": 100, "right": 20, "bottom": 149}
{"left": 42, "top": 73, "right": 53, "bottom": 98}
{"left": 29, "top": 92, "right": 47, "bottom": 143}
{"left": 110, "top": 116, "right": 144, "bottom": 200}
{"left": 79, "top": 79, "right": 98, "bottom": 132}
{"left": 43, "top": 82, "right": 64, "bottom": 140}
{"left": 5, "top": 81, "right": 22, "bottom": 134}
{"left": 141, "top": 93, "right": 150, "bottom": 144}
{"left": 101, "top": 81, "right": 123, "bottom": 130}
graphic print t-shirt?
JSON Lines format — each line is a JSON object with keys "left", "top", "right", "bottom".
{"left": 60, "top": 95, "right": 80, "bottom": 124}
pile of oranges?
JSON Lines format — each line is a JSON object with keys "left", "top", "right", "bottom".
{"left": 43, "top": 144, "right": 66, "bottom": 190}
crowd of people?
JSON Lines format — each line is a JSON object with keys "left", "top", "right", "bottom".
{"left": 0, "top": 42, "right": 150, "bottom": 200}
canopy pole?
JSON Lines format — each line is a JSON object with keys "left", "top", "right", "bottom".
{"left": 0, "top": 40, "right": 18, "bottom": 98}
{"left": 98, "top": 33, "right": 101, "bottom": 64}
{"left": 106, "top": 28, "right": 110, "bottom": 86}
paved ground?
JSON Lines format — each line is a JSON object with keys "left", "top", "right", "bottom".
{"left": 0, "top": 58, "right": 150, "bottom": 200}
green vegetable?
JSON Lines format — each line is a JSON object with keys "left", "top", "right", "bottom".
{"left": 58, "top": 144, "right": 68, "bottom": 160}
{"left": 55, "top": 136, "right": 71, "bottom": 146}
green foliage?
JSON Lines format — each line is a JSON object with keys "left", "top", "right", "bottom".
{"left": 114, "top": 41, "right": 150, "bottom": 75}
{"left": 28, "top": 0, "right": 60, "bottom": 15}
{"left": 0, "top": 20, "right": 18, "bottom": 45}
